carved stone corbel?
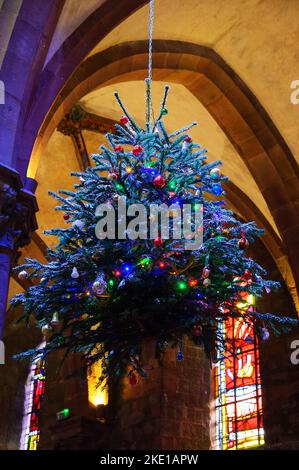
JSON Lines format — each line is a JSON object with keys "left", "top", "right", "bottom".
{"left": 0, "top": 163, "right": 38, "bottom": 336}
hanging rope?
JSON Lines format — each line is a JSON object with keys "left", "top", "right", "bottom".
{"left": 146, "top": 0, "right": 155, "bottom": 129}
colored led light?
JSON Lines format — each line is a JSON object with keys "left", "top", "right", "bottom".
{"left": 177, "top": 280, "right": 188, "bottom": 291}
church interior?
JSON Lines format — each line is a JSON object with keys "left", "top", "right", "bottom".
{"left": 0, "top": 0, "right": 299, "bottom": 451}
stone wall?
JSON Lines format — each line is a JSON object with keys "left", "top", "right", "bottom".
{"left": 260, "top": 328, "right": 299, "bottom": 449}
{"left": 253, "top": 239, "right": 299, "bottom": 449}
{"left": 109, "top": 338, "right": 211, "bottom": 450}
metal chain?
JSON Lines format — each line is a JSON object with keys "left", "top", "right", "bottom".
{"left": 148, "top": 0, "right": 154, "bottom": 86}
{"left": 146, "top": 0, "right": 155, "bottom": 127}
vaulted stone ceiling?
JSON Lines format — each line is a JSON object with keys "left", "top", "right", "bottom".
{"left": 89, "top": 0, "right": 299, "bottom": 163}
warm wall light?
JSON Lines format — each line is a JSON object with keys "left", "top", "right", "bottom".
{"left": 87, "top": 359, "right": 108, "bottom": 407}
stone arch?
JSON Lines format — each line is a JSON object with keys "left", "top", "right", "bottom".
{"left": 14, "top": 0, "right": 148, "bottom": 180}
{"left": 25, "top": 40, "right": 299, "bottom": 301}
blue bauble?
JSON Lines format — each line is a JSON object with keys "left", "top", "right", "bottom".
{"left": 212, "top": 184, "right": 223, "bottom": 196}
{"left": 177, "top": 351, "right": 184, "bottom": 361}
{"left": 141, "top": 166, "right": 159, "bottom": 182}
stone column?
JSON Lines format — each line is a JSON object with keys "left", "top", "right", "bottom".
{"left": 110, "top": 337, "right": 211, "bottom": 450}
{"left": 0, "top": 163, "right": 37, "bottom": 338}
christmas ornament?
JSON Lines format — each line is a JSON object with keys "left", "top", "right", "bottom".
{"left": 161, "top": 107, "right": 168, "bottom": 115}
{"left": 63, "top": 214, "right": 70, "bottom": 221}
{"left": 243, "top": 269, "right": 253, "bottom": 281}
{"left": 202, "top": 267, "right": 210, "bottom": 278}
{"left": 41, "top": 324, "right": 53, "bottom": 339}
{"left": 114, "top": 144, "right": 123, "bottom": 152}
{"left": 261, "top": 327, "right": 270, "bottom": 341}
{"left": 211, "top": 183, "right": 223, "bottom": 196}
{"left": 132, "top": 145, "right": 143, "bottom": 156}
{"left": 203, "top": 278, "right": 211, "bottom": 287}
{"left": 210, "top": 168, "right": 221, "bottom": 179}
{"left": 129, "top": 372, "right": 138, "bottom": 385}
{"left": 92, "top": 273, "right": 107, "bottom": 296}
{"left": 18, "top": 270, "right": 28, "bottom": 280}
{"left": 192, "top": 324, "right": 202, "bottom": 336}
{"left": 71, "top": 267, "right": 79, "bottom": 279}
{"left": 184, "top": 135, "right": 192, "bottom": 143}
{"left": 107, "top": 171, "right": 118, "bottom": 181}
{"left": 177, "top": 351, "right": 183, "bottom": 361}
{"left": 154, "top": 237, "right": 163, "bottom": 248}
{"left": 72, "top": 220, "right": 85, "bottom": 230}
{"left": 153, "top": 175, "right": 166, "bottom": 188}
{"left": 238, "top": 230, "right": 249, "bottom": 250}
{"left": 50, "top": 312, "right": 60, "bottom": 327}
{"left": 120, "top": 115, "right": 129, "bottom": 125}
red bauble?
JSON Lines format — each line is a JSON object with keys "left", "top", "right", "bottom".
{"left": 114, "top": 144, "right": 123, "bottom": 152}
{"left": 108, "top": 171, "right": 118, "bottom": 181}
{"left": 120, "top": 115, "right": 129, "bottom": 125}
{"left": 184, "top": 135, "right": 192, "bottom": 143}
{"left": 129, "top": 372, "right": 138, "bottom": 386}
{"left": 153, "top": 175, "right": 166, "bottom": 189}
{"left": 191, "top": 324, "right": 202, "bottom": 336}
{"left": 202, "top": 267, "right": 210, "bottom": 278}
{"left": 132, "top": 145, "right": 143, "bottom": 156}
{"left": 154, "top": 237, "right": 163, "bottom": 248}
{"left": 243, "top": 269, "right": 253, "bottom": 280}
{"left": 238, "top": 237, "right": 249, "bottom": 250}
{"left": 63, "top": 214, "right": 70, "bottom": 221}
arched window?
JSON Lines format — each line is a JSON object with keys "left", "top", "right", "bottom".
{"left": 214, "top": 296, "right": 264, "bottom": 450}
{"left": 87, "top": 357, "right": 108, "bottom": 407}
{"left": 20, "top": 346, "right": 46, "bottom": 450}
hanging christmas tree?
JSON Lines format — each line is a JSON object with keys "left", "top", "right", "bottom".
{"left": 11, "top": 0, "right": 297, "bottom": 384}
{"left": 11, "top": 83, "right": 296, "bottom": 383}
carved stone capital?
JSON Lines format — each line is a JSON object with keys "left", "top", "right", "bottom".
{"left": 0, "top": 163, "right": 38, "bottom": 263}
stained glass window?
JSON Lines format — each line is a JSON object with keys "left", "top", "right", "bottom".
{"left": 215, "top": 296, "right": 264, "bottom": 450}
{"left": 20, "top": 348, "right": 46, "bottom": 450}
